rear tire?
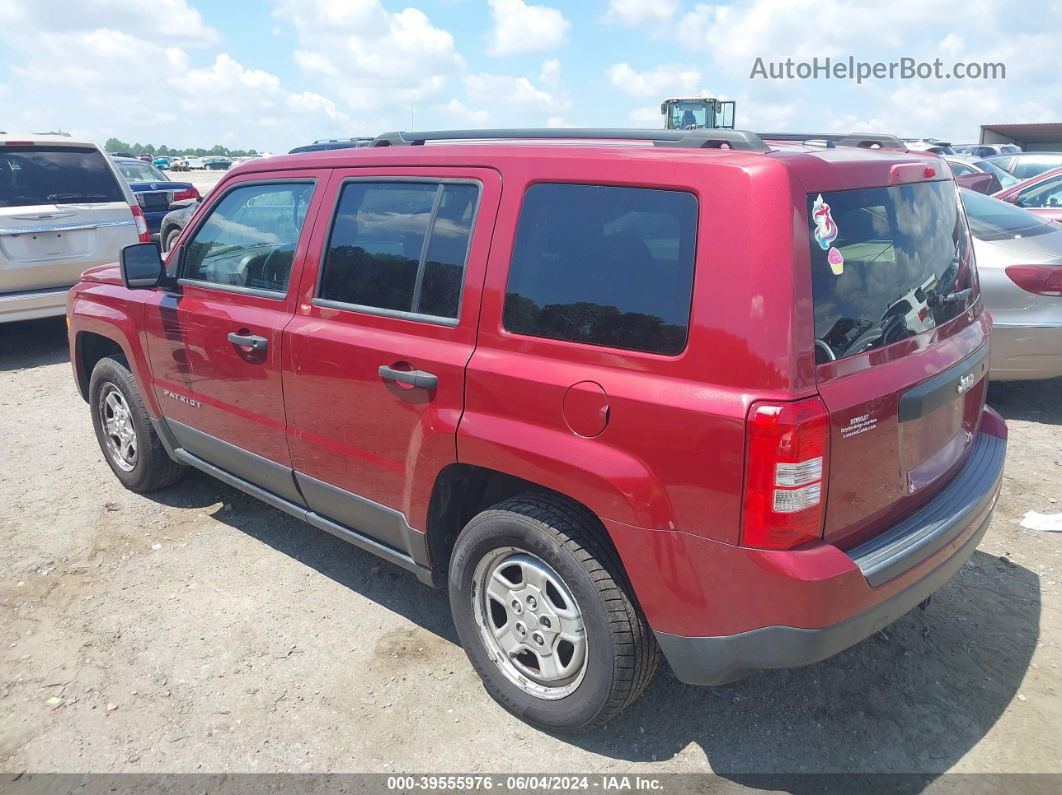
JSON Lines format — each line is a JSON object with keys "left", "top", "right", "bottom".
{"left": 163, "top": 227, "right": 181, "bottom": 252}
{"left": 449, "top": 493, "right": 658, "bottom": 732}
{"left": 89, "top": 356, "right": 185, "bottom": 492}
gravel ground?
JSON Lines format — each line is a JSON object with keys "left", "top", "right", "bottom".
{"left": 0, "top": 317, "right": 1059, "bottom": 778}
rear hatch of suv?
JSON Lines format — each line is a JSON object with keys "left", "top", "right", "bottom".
{"left": 1, "top": 144, "right": 137, "bottom": 295}
{"left": 808, "top": 175, "right": 989, "bottom": 549}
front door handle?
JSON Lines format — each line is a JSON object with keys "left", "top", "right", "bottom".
{"left": 378, "top": 365, "right": 438, "bottom": 390}
{"left": 228, "top": 331, "right": 268, "bottom": 352}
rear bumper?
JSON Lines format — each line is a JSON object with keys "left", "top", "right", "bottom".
{"left": 989, "top": 322, "right": 1062, "bottom": 381}
{"left": 0, "top": 286, "right": 70, "bottom": 323}
{"left": 614, "top": 411, "right": 1007, "bottom": 686}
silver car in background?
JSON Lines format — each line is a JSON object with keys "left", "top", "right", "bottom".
{"left": 962, "top": 188, "right": 1062, "bottom": 380}
{"left": 1, "top": 134, "right": 146, "bottom": 323}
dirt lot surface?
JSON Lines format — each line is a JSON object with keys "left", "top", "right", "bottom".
{"left": 1, "top": 317, "right": 1060, "bottom": 778}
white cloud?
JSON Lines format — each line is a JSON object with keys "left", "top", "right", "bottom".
{"left": 464, "top": 72, "right": 570, "bottom": 116}
{"left": 277, "top": 0, "right": 464, "bottom": 113}
{"left": 663, "top": 0, "right": 1062, "bottom": 142}
{"left": 606, "top": 0, "right": 679, "bottom": 27}
{"left": 0, "top": 0, "right": 217, "bottom": 46}
{"left": 487, "top": 0, "right": 570, "bottom": 56}
{"left": 609, "top": 63, "right": 706, "bottom": 99}
{"left": 539, "top": 59, "right": 562, "bottom": 89}
{"left": 0, "top": 3, "right": 346, "bottom": 151}
{"left": 628, "top": 106, "right": 661, "bottom": 126}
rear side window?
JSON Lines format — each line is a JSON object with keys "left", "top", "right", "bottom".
{"left": 318, "top": 181, "right": 479, "bottom": 321}
{"left": 0, "top": 146, "right": 124, "bottom": 208}
{"left": 504, "top": 184, "right": 697, "bottom": 355}
{"left": 809, "top": 181, "right": 976, "bottom": 364}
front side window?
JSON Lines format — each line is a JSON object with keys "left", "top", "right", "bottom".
{"left": 182, "top": 182, "right": 315, "bottom": 293}
{"left": 809, "top": 182, "right": 977, "bottom": 364}
{"left": 1016, "top": 173, "right": 1062, "bottom": 208}
{"left": 318, "top": 181, "right": 478, "bottom": 320}
{"left": 504, "top": 184, "right": 698, "bottom": 355}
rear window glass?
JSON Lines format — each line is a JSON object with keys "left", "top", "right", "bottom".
{"left": 1012, "top": 158, "right": 1062, "bottom": 180}
{"left": 809, "top": 181, "right": 976, "bottom": 364}
{"left": 504, "top": 184, "right": 697, "bottom": 355}
{"left": 0, "top": 146, "right": 124, "bottom": 207}
{"left": 961, "top": 188, "right": 1057, "bottom": 241}
{"left": 117, "top": 161, "right": 167, "bottom": 182}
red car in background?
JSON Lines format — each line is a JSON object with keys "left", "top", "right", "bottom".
{"left": 995, "top": 166, "right": 1062, "bottom": 222}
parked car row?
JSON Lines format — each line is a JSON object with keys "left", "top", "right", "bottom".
{"left": 111, "top": 158, "right": 200, "bottom": 239}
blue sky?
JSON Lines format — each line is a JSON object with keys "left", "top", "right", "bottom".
{"left": 0, "top": 0, "right": 1058, "bottom": 153}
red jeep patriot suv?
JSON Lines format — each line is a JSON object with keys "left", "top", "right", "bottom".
{"left": 68, "top": 129, "right": 1007, "bottom": 732}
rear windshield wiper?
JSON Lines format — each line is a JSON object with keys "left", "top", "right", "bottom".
{"left": 928, "top": 287, "right": 973, "bottom": 307}
{"left": 46, "top": 193, "right": 112, "bottom": 202}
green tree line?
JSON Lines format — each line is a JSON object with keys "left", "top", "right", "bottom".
{"left": 104, "top": 138, "right": 258, "bottom": 157}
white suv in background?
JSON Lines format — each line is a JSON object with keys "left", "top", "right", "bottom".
{"left": 0, "top": 133, "right": 149, "bottom": 323}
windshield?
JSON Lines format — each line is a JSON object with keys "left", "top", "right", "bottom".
{"left": 809, "top": 181, "right": 977, "bottom": 363}
{"left": 0, "top": 146, "right": 124, "bottom": 208}
{"left": 118, "top": 162, "right": 167, "bottom": 182}
{"left": 961, "top": 188, "right": 1059, "bottom": 241}
{"left": 667, "top": 101, "right": 711, "bottom": 129}
{"left": 972, "top": 159, "right": 1020, "bottom": 189}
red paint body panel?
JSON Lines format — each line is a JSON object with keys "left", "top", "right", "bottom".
{"left": 608, "top": 406, "right": 1007, "bottom": 638}
{"left": 67, "top": 278, "right": 159, "bottom": 415}
{"left": 142, "top": 168, "right": 332, "bottom": 466}
{"left": 284, "top": 166, "right": 502, "bottom": 529}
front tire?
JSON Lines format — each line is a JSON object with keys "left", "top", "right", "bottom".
{"left": 449, "top": 493, "right": 658, "bottom": 732}
{"left": 89, "top": 356, "right": 184, "bottom": 492}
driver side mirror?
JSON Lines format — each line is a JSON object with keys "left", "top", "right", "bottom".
{"left": 1001, "top": 193, "right": 1019, "bottom": 205}
{"left": 120, "top": 242, "right": 164, "bottom": 289}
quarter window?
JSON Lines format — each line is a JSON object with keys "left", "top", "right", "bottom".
{"left": 318, "top": 181, "right": 478, "bottom": 320}
{"left": 503, "top": 184, "right": 698, "bottom": 355}
{"left": 182, "top": 182, "right": 315, "bottom": 293}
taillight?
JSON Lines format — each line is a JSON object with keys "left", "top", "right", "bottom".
{"left": 742, "top": 397, "right": 830, "bottom": 550}
{"left": 173, "top": 187, "right": 200, "bottom": 202}
{"left": 1005, "top": 265, "right": 1062, "bottom": 296}
{"left": 130, "top": 204, "right": 151, "bottom": 242}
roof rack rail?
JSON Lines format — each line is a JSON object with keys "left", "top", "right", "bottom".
{"left": 371, "top": 128, "right": 772, "bottom": 152}
{"left": 759, "top": 132, "right": 907, "bottom": 151}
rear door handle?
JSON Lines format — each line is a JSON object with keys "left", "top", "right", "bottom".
{"left": 227, "top": 331, "right": 268, "bottom": 351}
{"left": 378, "top": 365, "right": 438, "bottom": 390}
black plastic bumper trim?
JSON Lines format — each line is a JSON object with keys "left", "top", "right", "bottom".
{"left": 850, "top": 431, "right": 1005, "bottom": 586}
{"left": 655, "top": 504, "right": 994, "bottom": 686}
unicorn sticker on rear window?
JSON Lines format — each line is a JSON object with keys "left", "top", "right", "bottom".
{"left": 812, "top": 193, "right": 844, "bottom": 275}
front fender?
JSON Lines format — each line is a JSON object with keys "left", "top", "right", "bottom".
{"left": 69, "top": 286, "right": 156, "bottom": 415}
